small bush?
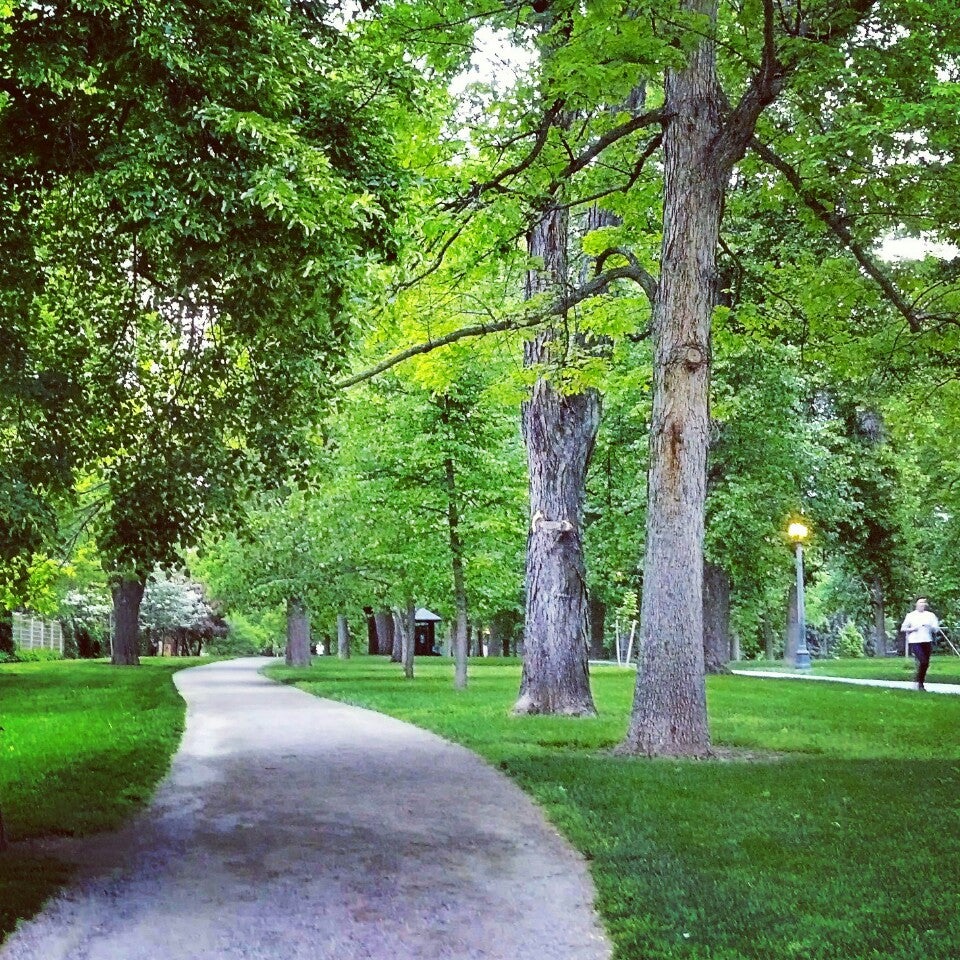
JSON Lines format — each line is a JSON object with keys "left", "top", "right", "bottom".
{"left": 11, "top": 647, "right": 65, "bottom": 663}
{"left": 834, "top": 619, "right": 865, "bottom": 658}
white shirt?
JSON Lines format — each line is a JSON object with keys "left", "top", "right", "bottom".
{"left": 901, "top": 609, "right": 939, "bottom": 644}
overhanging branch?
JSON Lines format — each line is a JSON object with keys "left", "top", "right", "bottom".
{"left": 444, "top": 99, "right": 565, "bottom": 213}
{"left": 335, "top": 264, "right": 649, "bottom": 390}
{"left": 750, "top": 138, "right": 924, "bottom": 332}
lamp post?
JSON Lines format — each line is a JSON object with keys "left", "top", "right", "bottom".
{"left": 788, "top": 521, "right": 812, "bottom": 670}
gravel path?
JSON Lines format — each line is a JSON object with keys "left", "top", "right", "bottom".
{"left": 2, "top": 658, "right": 610, "bottom": 960}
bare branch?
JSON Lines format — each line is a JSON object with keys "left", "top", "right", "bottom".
{"left": 594, "top": 247, "right": 658, "bottom": 302}
{"left": 713, "top": 0, "right": 786, "bottom": 174}
{"left": 750, "top": 138, "right": 924, "bottom": 332}
{"left": 335, "top": 265, "right": 650, "bottom": 390}
{"left": 553, "top": 109, "right": 664, "bottom": 184}
{"left": 797, "top": 1, "right": 878, "bottom": 43}
{"left": 444, "top": 99, "right": 566, "bottom": 213}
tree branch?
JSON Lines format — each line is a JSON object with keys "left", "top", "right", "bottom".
{"left": 335, "top": 265, "right": 650, "bottom": 390}
{"left": 594, "top": 247, "right": 658, "bottom": 302}
{"left": 796, "top": 0, "right": 878, "bottom": 43}
{"left": 553, "top": 109, "right": 664, "bottom": 185}
{"left": 750, "top": 138, "right": 924, "bottom": 332}
{"left": 444, "top": 99, "right": 566, "bottom": 213}
{"left": 712, "top": 0, "right": 786, "bottom": 174}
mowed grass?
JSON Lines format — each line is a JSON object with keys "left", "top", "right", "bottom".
{"left": 268, "top": 657, "right": 960, "bottom": 960}
{"left": 734, "top": 654, "right": 960, "bottom": 685}
{"left": 0, "top": 658, "right": 197, "bottom": 940}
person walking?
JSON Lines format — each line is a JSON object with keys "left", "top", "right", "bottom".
{"left": 901, "top": 597, "right": 939, "bottom": 691}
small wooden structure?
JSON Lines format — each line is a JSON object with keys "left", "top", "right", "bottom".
{"left": 414, "top": 608, "right": 442, "bottom": 656}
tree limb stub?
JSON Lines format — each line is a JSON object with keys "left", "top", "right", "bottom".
{"left": 750, "top": 137, "right": 924, "bottom": 333}
{"left": 335, "top": 264, "right": 649, "bottom": 390}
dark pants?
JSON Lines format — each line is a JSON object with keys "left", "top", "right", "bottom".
{"left": 911, "top": 641, "right": 932, "bottom": 688}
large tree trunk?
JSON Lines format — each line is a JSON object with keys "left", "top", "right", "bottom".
{"left": 285, "top": 597, "right": 311, "bottom": 667}
{"left": 374, "top": 609, "right": 394, "bottom": 656}
{"left": 337, "top": 614, "right": 351, "bottom": 660}
{"left": 869, "top": 577, "right": 887, "bottom": 656}
{"left": 621, "top": 5, "right": 722, "bottom": 757}
{"left": 515, "top": 201, "right": 599, "bottom": 717}
{"left": 0, "top": 804, "right": 7, "bottom": 851}
{"left": 111, "top": 577, "right": 145, "bottom": 665}
{"left": 703, "top": 561, "right": 731, "bottom": 674}
{"left": 620, "top": 0, "right": 791, "bottom": 755}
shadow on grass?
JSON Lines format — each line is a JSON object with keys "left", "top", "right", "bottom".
{"left": 509, "top": 753, "right": 960, "bottom": 960}
{"left": 0, "top": 854, "right": 73, "bottom": 941}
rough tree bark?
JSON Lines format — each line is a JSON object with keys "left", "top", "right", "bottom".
{"left": 111, "top": 577, "right": 145, "bottom": 665}
{"left": 0, "top": 805, "right": 6, "bottom": 851}
{"left": 621, "top": 0, "right": 795, "bottom": 756}
{"left": 620, "top": 16, "right": 718, "bottom": 755}
{"left": 285, "top": 597, "right": 311, "bottom": 667}
{"left": 623, "top": 3, "right": 724, "bottom": 755}
{"left": 337, "top": 613, "right": 351, "bottom": 660}
{"left": 703, "top": 561, "right": 732, "bottom": 673}
{"left": 515, "top": 199, "right": 599, "bottom": 716}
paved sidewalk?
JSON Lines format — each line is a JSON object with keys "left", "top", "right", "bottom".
{"left": 2, "top": 658, "right": 610, "bottom": 960}
{"left": 731, "top": 669, "right": 960, "bottom": 695}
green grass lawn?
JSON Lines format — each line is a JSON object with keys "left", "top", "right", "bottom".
{"left": 733, "top": 654, "right": 960, "bottom": 685}
{"left": 0, "top": 658, "right": 197, "bottom": 940}
{"left": 268, "top": 657, "right": 960, "bottom": 960}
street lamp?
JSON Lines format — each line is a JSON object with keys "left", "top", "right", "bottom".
{"left": 787, "top": 520, "right": 812, "bottom": 670}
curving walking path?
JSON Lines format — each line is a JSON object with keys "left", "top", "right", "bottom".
{"left": 731, "top": 669, "right": 960, "bottom": 694}
{"left": 2, "top": 658, "right": 610, "bottom": 960}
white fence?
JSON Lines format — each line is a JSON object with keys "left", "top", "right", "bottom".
{"left": 12, "top": 613, "right": 64, "bottom": 654}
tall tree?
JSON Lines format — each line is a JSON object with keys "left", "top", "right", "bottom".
{"left": 622, "top": 0, "right": 897, "bottom": 756}
{"left": 1, "top": 1, "right": 403, "bottom": 662}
